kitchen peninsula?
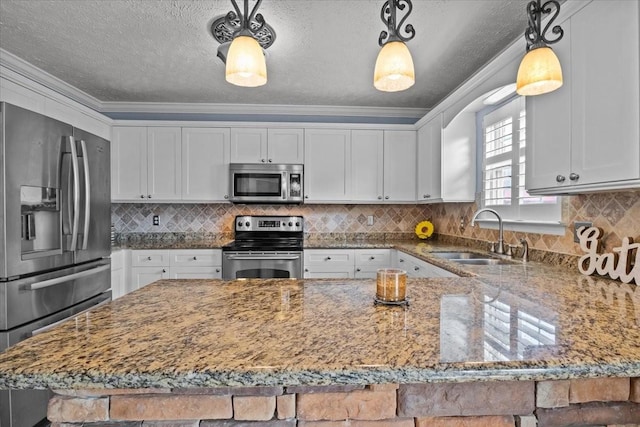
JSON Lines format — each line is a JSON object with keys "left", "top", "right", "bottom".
{"left": 1, "top": 244, "right": 639, "bottom": 426}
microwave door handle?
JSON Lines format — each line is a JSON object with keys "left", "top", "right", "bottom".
{"left": 282, "top": 172, "right": 287, "bottom": 199}
{"left": 80, "top": 139, "right": 90, "bottom": 250}
{"left": 69, "top": 136, "right": 80, "bottom": 251}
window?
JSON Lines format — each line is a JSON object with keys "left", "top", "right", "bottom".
{"left": 479, "top": 96, "right": 560, "bottom": 225}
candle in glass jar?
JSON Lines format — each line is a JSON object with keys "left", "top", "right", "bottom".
{"left": 376, "top": 268, "right": 407, "bottom": 302}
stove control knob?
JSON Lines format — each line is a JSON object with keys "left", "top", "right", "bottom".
{"left": 245, "top": 221, "right": 250, "bottom": 227}
{"left": 295, "top": 222, "right": 300, "bottom": 227}
{"left": 237, "top": 221, "right": 242, "bottom": 227}
{"left": 289, "top": 222, "right": 293, "bottom": 226}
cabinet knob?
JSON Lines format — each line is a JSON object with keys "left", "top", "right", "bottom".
{"left": 193, "top": 256, "right": 197, "bottom": 260}
{"left": 423, "top": 194, "right": 431, "bottom": 198}
{"left": 377, "top": 196, "right": 382, "bottom": 200}
{"left": 224, "top": 195, "right": 229, "bottom": 199}
{"left": 399, "top": 259, "right": 404, "bottom": 263}
{"left": 148, "top": 195, "right": 152, "bottom": 199}
{"left": 268, "top": 159, "right": 272, "bottom": 163}
{"left": 369, "top": 256, "right": 375, "bottom": 260}
{"left": 140, "top": 195, "right": 145, "bottom": 199}
{"left": 414, "top": 266, "right": 419, "bottom": 271}
{"left": 569, "top": 172, "right": 580, "bottom": 181}
{"left": 261, "top": 159, "right": 266, "bottom": 163}
{"left": 147, "top": 256, "right": 152, "bottom": 260}
{"left": 385, "top": 196, "right": 390, "bottom": 200}
{"left": 304, "top": 268, "right": 309, "bottom": 272}
{"left": 304, "top": 195, "right": 309, "bottom": 199}
{"left": 216, "top": 268, "right": 220, "bottom": 273}
{"left": 556, "top": 175, "right": 566, "bottom": 183}
{"left": 325, "top": 256, "right": 331, "bottom": 261}
{"left": 356, "top": 268, "right": 361, "bottom": 272}
{"left": 162, "top": 269, "right": 166, "bottom": 273}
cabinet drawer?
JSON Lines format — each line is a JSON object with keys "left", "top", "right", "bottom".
{"left": 169, "top": 250, "right": 222, "bottom": 267}
{"left": 131, "top": 250, "right": 170, "bottom": 267}
{"left": 355, "top": 249, "right": 392, "bottom": 267}
{"left": 304, "top": 249, "right": 354, "bottom": 266}
{"left": 170, "top": 266, "right": 222, "bottom": 279}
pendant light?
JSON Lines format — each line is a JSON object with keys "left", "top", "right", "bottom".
{"left": 374, "top": 0, "right": 416, "bottom": 92}
{"left": 516, "top": 0, "right": 564, "bottom": 96}
{"left": 211, "top": 0, "right": 276, "bottom": 88}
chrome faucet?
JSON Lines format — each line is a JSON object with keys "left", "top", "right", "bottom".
{"left": 520, "top": 238, "right": 529, "bottom": 262}
{"left": 470, "top": 208, "right": 505, "bottom": 254}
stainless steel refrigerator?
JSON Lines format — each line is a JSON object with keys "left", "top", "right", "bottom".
{"left": 0, "top": 102, "right": 112, "bottom": 427}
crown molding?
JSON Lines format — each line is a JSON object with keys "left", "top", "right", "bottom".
{"left": 0, "top": 48, "right": 103, "bottom": 112}
{"left": 100, "top": 101, "right": 428, "bottom": 120}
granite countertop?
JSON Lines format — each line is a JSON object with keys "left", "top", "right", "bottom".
{"left": 1, "top": 240, "right": 639, "bottom": 390}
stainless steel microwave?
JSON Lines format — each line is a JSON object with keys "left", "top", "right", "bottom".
{"left": 229, "top": 163, "right": 303, "bottom": 204}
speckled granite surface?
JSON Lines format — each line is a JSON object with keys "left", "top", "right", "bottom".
{"left": 1, "top": 240, "right": 638, "bottom": 389}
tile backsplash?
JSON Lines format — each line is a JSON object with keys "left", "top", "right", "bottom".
{"left": 112, "top": 189, "right": 639, "bottom": 256}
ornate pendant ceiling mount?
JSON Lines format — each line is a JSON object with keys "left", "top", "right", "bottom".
{"left": 374, "top": 0, "right": 416, "bottom": 93}
{"left": 516, "top": 0, "right": 564, "bottom": 96}
{"left": 210, "top": 0, "right": 275, "bottom": 87}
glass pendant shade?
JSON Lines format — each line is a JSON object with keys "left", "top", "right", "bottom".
{"left": 374, "top": 41, "right": 415, "bottom": 92}
{"left": 516, "top": 46, "right": 563, "bottom": 96}
{"left": 225, "top": 35, "right": 267, "bottom": 87}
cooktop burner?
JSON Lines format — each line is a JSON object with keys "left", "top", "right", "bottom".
{"left": 223, "top": 215, "right": 304, "bottom": 252}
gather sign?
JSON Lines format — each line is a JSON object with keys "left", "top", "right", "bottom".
{"left": 577, "top": 226, "right": 639, "bottom": 285}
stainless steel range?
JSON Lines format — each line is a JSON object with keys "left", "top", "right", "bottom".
{"left": 222, "top": 215, "right": 303, "bottom": 279}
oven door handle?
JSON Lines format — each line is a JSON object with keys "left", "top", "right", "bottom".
{"left": 225, "top": 255, "right": 301, "bottom": 261}
{"left": 30, "top": 297, "right": 111, "bottom": 337}
{"left": 26, "top": 264, "right": 111, "bottom": 291}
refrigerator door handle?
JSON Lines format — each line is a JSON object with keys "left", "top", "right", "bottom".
{"left": 25, "top": 264, "right": 110, "bottom": 291}
{"left": 80, "top": 139, "right": 90, "bottom": 250}
{"left": 69, "top": 136, "right": 80, "bottom": 251}
{"left": 30, "top": 297, "right": 111, "bottom": 336}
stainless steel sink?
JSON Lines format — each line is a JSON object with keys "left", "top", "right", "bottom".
{"left": 431, "top": 251, "right": 513, "bottom": 265}
{"left": 431, "top": 252, "right": 491, "bottom": 260}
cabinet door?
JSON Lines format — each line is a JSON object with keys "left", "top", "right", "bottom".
{"left": 230, "top": 128, "right": 267, "bottom": 163}
{"left": 111, "top": 127, "right": 147, "bottom": 200}
{"left": 417, "top": 115, "right": 443, "bottom": 202}
{"left": 351, "top": 130, "right": 384, "bottom": 202}
{"left": 525, "top": 18, "right": 573, "bottom": 191}
{"left": 569, "top": 0, "right": 639, "bottom": 186}
{"left": 130, "top": 267, "right": 169, "bottom": 291}
{"left": 304, "top": 129, "right": 351, "bottom": 201}
{"left": 182, "top": 128, "right": 230, "bottom": 201}
{"left": 383, "top": 130, "right": 417, "bottom": 202}
{"left": 147, "top": 127, "right": 182, "bottom": 200}
{"left": 267, "top": 128, "right": 304, "bottom": 163}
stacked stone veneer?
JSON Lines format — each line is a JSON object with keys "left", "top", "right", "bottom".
{"left": 49, "top": 378, "right": 640, "bottom": 426}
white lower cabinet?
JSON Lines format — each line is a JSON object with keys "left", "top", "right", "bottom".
{"left": 127, "top": 249, "right": 222, "bottom": 294}
{"left": 304, "top": 248, "right": 457, "bottom": 279}
{"left": 304, "top": 249, "right": 355, "bottom": 278}
{"left": 110, "top": 249, "right": 127, "bottom": 299}
{"left": 396, "top": 252, "right": 458, "bottom": 278}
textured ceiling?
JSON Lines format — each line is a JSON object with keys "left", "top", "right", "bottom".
{"left": 0, "top": 0, "right": 530, "bottom": 110}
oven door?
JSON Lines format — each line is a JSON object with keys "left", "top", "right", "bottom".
{"left": 223, "top": 251, "right": 303, "bottom": 279}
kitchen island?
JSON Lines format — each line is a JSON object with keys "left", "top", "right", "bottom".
{"left": 0, "top": 246, "right": 639, "bottom": 426}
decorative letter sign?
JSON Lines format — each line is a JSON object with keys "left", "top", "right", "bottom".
{"left": 577, "top": 226, "right": 639, "bottom": 285}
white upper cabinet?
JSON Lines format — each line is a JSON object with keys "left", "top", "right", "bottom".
{"left": 147, "top": 127, "right": 182, "bottom": 201}
{"left": 113, "top": 126, "right": 182, "bottom": 201}
{"left": 182, "top": 128, "right": 230, "bottom": 202}
{"left": 230, "top": 128, "right": 304, "bottom": 164}
{"left": 351, "top": 130, "right": 384, "bottom": 201}
{"left": 111, "top": 126, "right": 148, "bottom": 201}
{"left": 267, "top": 128, "right": 304, "bottom": 164}
{"left": 383, "top": 130, "right": 417, "bottom": 202}
{"left": 417, "top": 114, "right": 443, "bottom": 203}
{"left": 304, "top": 129, "right": 351, "bottom": 202}
{"left": 527, "top": 0, "right": 640, "bottom": 194}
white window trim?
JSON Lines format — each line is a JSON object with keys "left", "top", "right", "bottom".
{"left": 474, "top": 92, "right": 565, "bottom": 235}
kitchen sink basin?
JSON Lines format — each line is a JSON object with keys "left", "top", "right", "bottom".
{"left": 431, "top": 251, "right": 492, "bottom": 260}
{"left": 431, "top": 251, "right": 513, "bottom": 265}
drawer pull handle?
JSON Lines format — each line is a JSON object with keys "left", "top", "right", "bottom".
{"left": 193, "top": 256, "right": 197, "bottom": 260}
{"left": 147, "top": 256, "right": 152, "bottom": 260}
{"left": 325, "top": 256, "right": 331, "bottom": 261}
{"left": 369, "top": 256, "right": 375, "bottom": 260}
{"left": 414, "top": 266, "right": 420, "bottom": 271}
